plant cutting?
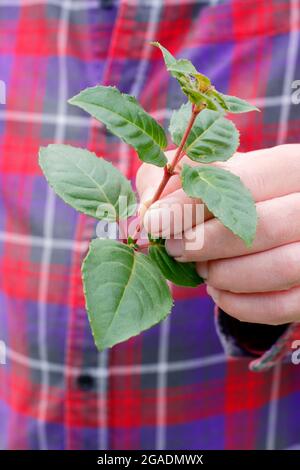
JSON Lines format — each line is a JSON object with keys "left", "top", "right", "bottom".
{"left": 39, "top": 42, "right": 259, "bottom": 351}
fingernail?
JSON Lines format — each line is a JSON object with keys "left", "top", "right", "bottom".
{"left": 197, "top": 262, "right": 208, "bottom": 280}
{"left": 207, "top": 285, "right": 219, "bottom": 302}
{"left": 165, "top": 239, "right": 184, "bottom": 257}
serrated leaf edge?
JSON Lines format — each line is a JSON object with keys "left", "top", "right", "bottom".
{"left": 82, "top": 240, "right": 173, "bottom": 350}
{"left": 39, "top": 144, "right": 136, "bottom": 221}
{"left": 181, "top": 164, "right": 257, "bottom": 246}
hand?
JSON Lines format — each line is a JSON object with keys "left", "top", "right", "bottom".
{"left": 136, "top": 144, "right": 300, "bottom": 325}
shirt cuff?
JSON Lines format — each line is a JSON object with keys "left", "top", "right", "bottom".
{"left": 215, "top": 306, "right": 300, "bottom": 372}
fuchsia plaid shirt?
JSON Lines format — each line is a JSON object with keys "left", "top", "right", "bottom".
{"left": 0, "top": 0, "right": 300, "bottom": 450}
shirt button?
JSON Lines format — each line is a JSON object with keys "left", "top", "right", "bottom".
{"left": 76, "top": 374, "right": 95, "bottom": 391}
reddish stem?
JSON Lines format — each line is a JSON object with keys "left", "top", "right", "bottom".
{"left": 132, "top": 104, "right": 201, "bottom": 243}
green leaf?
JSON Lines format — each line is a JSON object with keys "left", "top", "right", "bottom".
{"left": 39, "top": 144, "right": 136, "bottom": 221}
{"left": 193, "top": 73, "right": 211, "bottom": 91}
{"left": 181, "top": 164, "right": 257, "bottom": 246}
{"left": 151, "top": 42, "right": 214, "bottom": 107}
{"left": 168, "top": 59, "right": 198, "bottom": 76}
{"left": 151, "top": 41, "right": 197, "bottom": 77}
{"left": 82, "top": 239, "right": 173, "bottom": 350}
{"left": 220, "top": 94, "right": 259, "bottom": 113}
{"left": 149, "top": 242, "right": 203, "bottom": 287}
{"left": 178, "top": 83, "right": 219, "bottom": 110}
{"left": 170, "top": 103, "right": 239, "bottom": 163}
{"left": 151, "top": 42, "right": 259, "bottom": 115}
{"left": 207, "top": 89, "right": 230, "bottom": 111}
{"left": 69, "top": 86, "right": 167, "bottom": 167}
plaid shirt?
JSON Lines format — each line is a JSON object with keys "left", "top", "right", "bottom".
{"left": 0, "top": 0, "right": 300, "bottom": 450}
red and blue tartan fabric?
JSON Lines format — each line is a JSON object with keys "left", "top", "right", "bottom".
{"left": 0, "top": 0, "right": 300, "bottom": 450}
